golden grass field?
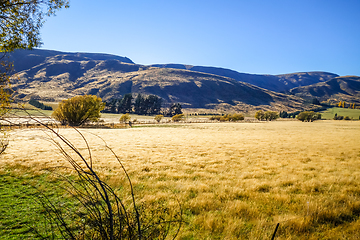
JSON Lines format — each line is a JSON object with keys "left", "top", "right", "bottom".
{"left": 1, "top": 120, "right": 360, "bottom": 239}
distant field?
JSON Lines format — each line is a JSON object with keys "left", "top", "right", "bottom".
{"left": 320, "top": 107, "right": 360, "bottom": 120}
{"left": 1, "top": 121, "right": 360, "bottom": 239}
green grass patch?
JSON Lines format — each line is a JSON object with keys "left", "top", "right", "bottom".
{"left": 320, "top": 107, "right": 360, "bottom": 120}
{"left": 0, "top": 169, "right": 77, "bottom": 239}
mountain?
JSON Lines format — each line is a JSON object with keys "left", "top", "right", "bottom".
{"left": 151, "top": 64, "right": 338, "bottom": 92}
{"left": 290, "top": 76, "right": 360, "bottom": 104}
{"left": 9, "top": 49, "right": 306, "bottom": 112}
{"left": 7, "top": 49, "right": 134, "bottom": 73}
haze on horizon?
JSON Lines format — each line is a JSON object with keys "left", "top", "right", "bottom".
{"left": 40, "top": 0, "right": 360, "bottom": 77}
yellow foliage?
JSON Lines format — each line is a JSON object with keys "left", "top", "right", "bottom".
{"left": 52, "top": 95, "right": 105, "bottom": 126}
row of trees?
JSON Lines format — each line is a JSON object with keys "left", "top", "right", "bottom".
{"left": 333, "top": 113, "right": 355, "bottom": 120}
{"left": 103, "top": 93, "right": 182, "bottom": 117}
{"left": 337, "top": 101, "right": 357, "bottom": 109}
{"left": 254, "top": 110, "right": 279, "bottom": 121}
{"left": 29, "top": 99, "right": 53, "bottom": 110}
{"left": 210, "top": 113, "right": 244, "bottom": 122}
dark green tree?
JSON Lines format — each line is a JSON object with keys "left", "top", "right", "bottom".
{"left": 146, "top": 95, "right": 162, "bottom": 115}
{"left": 134, "top": 94, "right": 145, "bottom": 115}
{"left": 168, "top": 103, "right": 182, "bottom": 117}
{"left": 279, "top": 111, "right": 288, "bottom": 118}
{"left": 118, "top": 93, "right": 133, "bottom": 113}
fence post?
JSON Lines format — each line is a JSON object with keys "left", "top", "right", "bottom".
{"left": 271, "top": 223, "right": 280, "bottom": 240}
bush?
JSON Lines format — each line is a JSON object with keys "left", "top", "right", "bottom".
{"left": 334, "top": 114, "right": 344, "bottom": 120}
{"left": 172, "top": 114, "right": 185, "bottom": 122}
{"left": 119, "top": 113, "right": 131, "bottom": 123}
{"left": 209, "top": 116, "right": 221, "bottom": 121}
{"left": 154, "top": 115, "right": 164, "bottom": 123}
{"left": 297, "top": 111, "right": 321, "bottom": 122}
{"left": 230, "top": 113, "right": 245, "bottom": 121}
{"left": 210, "top": 113, "right": 244, "bottom": 122}
{"left": 52, "top": 95, "right": 105, "bottom": 126}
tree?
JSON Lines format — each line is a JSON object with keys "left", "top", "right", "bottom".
{"left": 0, "top": 61, "right": 11, "bottom": 116}
{"left": 146, "top": 95, "right": 162, "bottom": 115}
{"left": 0, "top": 0, "right": 69, "bottom": 52}
{"left": 254, "top": 110, "right": 265, "bottom": 121}
{"left": 134, "top": 94, "right": 145, "bottom": 115}
{"left": 103, "top": 98, "right": 119, "bottom": 113}
{"left": 52, "top": 95, "right": 105, "bottom": 126}
{"left": 264, "top": 111, "right": 279, "bottom": 121}
{"left": 168, "top": 103, "right": 182, "bottom": 117}
{"left": 1, "top": 0, "right": 69, "bottom": 153}
{"left": 118, "top": 93, "right": 133, "bottom": 113}
{"left": 297, "top": 111, "right": 321, "bottom": 122}
{"left": 279, "top": 111, "right": 288, "bottom": 118}
{"left": 230, "top": 113, "right": 245, "bottom": 121}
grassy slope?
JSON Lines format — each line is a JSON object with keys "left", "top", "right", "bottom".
{"left": 1, "top": 121, "right": 360, "bottom": 239}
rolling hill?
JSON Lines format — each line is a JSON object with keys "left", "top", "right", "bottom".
{"left": 9, "top": 49, "right": 307, "bottom": 112}
{"left": 290, "top": 76, "right": 360, "bottom": 104}
{"left": 151, "top": 64, "right": 338, "bottom": 92}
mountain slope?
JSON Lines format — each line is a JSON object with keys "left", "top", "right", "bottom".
{"left": 151, "top": 64, "right": 338, "bottom": 92}
{"left": 7, "top": 49, "right": 134, "bottom": 73}
{"left": 290, "top": 76, "right": 360, "bottom": 103}
{"left": 10, "top": 52, "right": 305, "bottom": 112}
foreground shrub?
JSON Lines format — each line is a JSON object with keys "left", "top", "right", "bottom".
{"left": 52, "top": 95, "right": 105, "bottom": 126}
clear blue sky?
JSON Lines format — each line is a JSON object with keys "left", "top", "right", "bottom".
{"left": 40, "top": 0, "right": 360, "bottom": 76}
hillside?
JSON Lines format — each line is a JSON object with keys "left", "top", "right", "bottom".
{"left": 7, "top": 49, "right": 134, "bottom": 73}
{"left": 151, "top": 64, "right": 338, "bottom": 92}
{"left": 10, "top": 50, "right": 306, "bottom": 112}
{"left": 290, "top": 76, "right": 360, "bottom": 104}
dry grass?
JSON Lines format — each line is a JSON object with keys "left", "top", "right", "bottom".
{"left": 1, "top": 120, "right": 360, "bottom": 239}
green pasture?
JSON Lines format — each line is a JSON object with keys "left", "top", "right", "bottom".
{"left": 320, "top": 107, "right": 360, "bottom": 120}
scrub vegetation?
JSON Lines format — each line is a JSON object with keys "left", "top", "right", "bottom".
{"left": 1, "top": 121, "right": 360, "bottom": 239}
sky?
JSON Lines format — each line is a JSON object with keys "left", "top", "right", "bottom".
{"left": 40, "top": 0, "right": 360, "bottom": 76}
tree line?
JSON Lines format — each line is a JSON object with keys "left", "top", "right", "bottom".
{"left": 103, "top": 93, "right": 182, "bottom": 116}
{"left": 29, "top": 99, "right": 53, "bottom": 110}
{"left": 337, "top": 101, "right": 358, "bottom": 109}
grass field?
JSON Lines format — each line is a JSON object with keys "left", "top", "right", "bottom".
{"left": 320, "top": 107, "right": 360, "bottom": 120}
{"left": 1, "top": 120, "right": 360, "bottom": 239}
